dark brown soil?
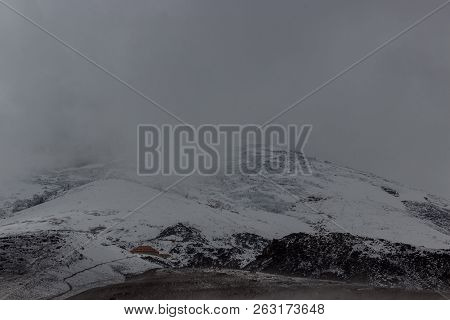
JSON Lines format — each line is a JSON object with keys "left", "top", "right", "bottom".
{"left": 69, "top": 269, "right": 446, "bottom": 300}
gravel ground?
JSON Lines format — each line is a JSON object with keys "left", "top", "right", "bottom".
{"left": 69, "top": 269, "right": 445, "bottom": 300}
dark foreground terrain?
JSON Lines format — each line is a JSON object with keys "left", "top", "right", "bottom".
{"left": 69, "top": 269, "right": 445, "bottom": 300}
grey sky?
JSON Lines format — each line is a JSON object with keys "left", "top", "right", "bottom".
{"left": 0, "top": 0, "right": 449, "bottom": 196}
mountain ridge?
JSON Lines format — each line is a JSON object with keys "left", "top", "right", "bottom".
{"left": 1, "top": 154, "right": 449, "bottom": 298}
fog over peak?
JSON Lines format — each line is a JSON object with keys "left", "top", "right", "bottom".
{"left": 0, "top": 0, "right": 449, "bottom": 196}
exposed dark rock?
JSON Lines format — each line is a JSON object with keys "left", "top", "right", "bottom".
{"left": 156, "top": 223, "right": 208, "bottom": 244}
{"left": 246, "top": 232, "right": 450, "bottom": 290}
{"left": 305, "top": 195, "right": 326, "bottom": 202}
{"left": 0, "top": 231, "right": 67, "bottom": 276}
{"left": 206, "top": 199, "right": 231, "bottom": 210}
{"left": 381, "top": 186, "right": 399, "bottom": 197}
{"left": 402, "top": 201, "right": 450, "bottom": 232}
{"left": 149, "top": 224, "right": 269, "bottom": 269}
{"left": 232, "top": 233, "right": 270, "bottom": 251}
{"left": 89, "top": 226, "right": 107, "bottom": 234}
{"left": 147, "top": 224, "right": 450, "bottom": 291}
{"left": 11, "top": 190, "right": 59, "bottom": 213}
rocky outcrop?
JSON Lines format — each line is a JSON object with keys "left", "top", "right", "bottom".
{"left": 148, "top": 223, "right": 269, "bottom": 269}
{"left": 403, "top": 201, "right": 450, "bottom": 233}
{"left": 381, "top": 186, "right": 399, "bottom": 197}
{"left": 246, "top": 232, "right": 450, "bottom": 290}
{"left": 11, "top": 190, "right": 59, "bottom": 213}
{"left": 0, "top": 231, "right": 68, "bottom": 276}
{"left": 145, "top": 223, "right": 450, "bottom": 291}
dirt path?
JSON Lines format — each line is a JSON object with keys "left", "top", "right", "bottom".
{"left": 48, "top": 257, "right": 136, "bottom": 300}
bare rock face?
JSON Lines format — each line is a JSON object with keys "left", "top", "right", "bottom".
{"left": 11, "top": 191, "right": 59, "bottom": 213}
{"left": 146, "top": 223, "right": 450, "bottom": 292}
{"left": 402, "top": 201, "right": 450, "bottom": 233}
{"left": 246, "top": 232, "right": 450, "bottom": 291}
{"left": 381, "top": 186, "right": 399, "bottom": 197}
{"left": 0, "top": 231, "right": 70, "bottom": 276}
{"left": 148, "top": 223, "right": 269, "bottom": 269}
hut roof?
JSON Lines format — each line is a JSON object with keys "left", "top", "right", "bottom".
{"left": 130, "top": 245, "right": 159, "bottom": 255}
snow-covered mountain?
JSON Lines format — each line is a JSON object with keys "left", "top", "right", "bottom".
{"left": 0, "top": 152, "right": 449, "bottom": 298}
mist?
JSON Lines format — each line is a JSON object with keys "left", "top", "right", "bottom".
{"left": 0, "top": 0, "right": 449, "bottom": 196}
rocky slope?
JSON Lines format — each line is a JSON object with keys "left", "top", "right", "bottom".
{"left": 246, "top": 232, "right": 450, "bottom": 291}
